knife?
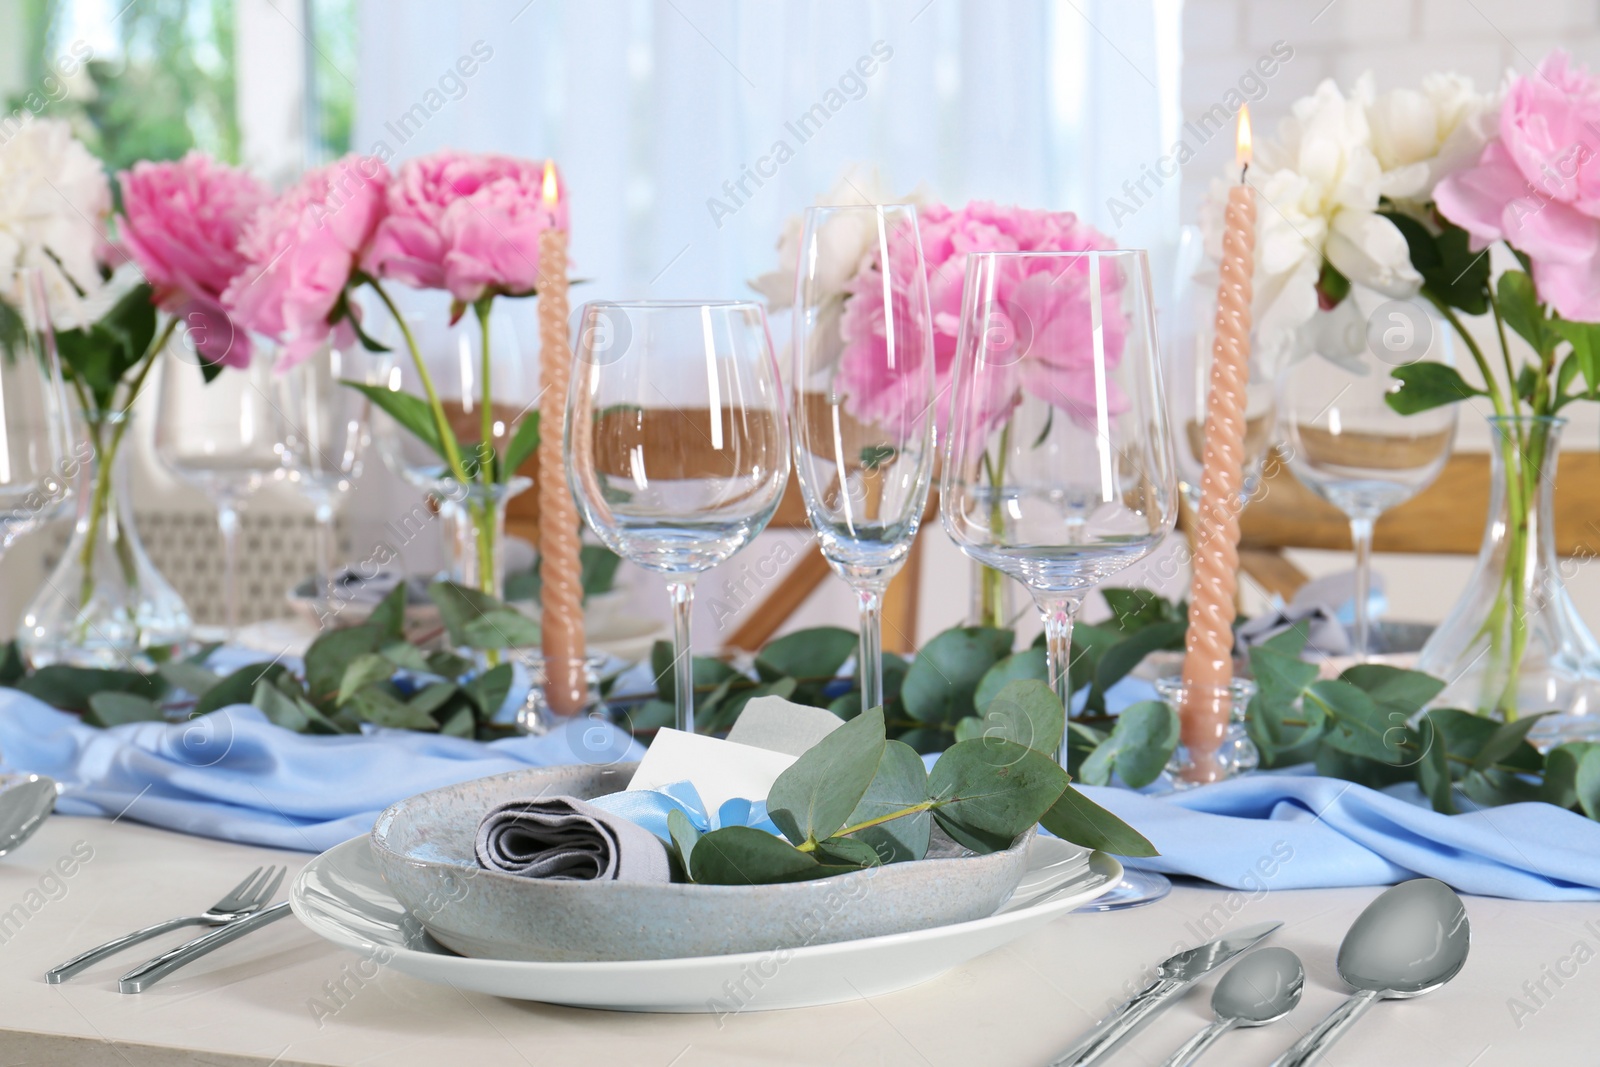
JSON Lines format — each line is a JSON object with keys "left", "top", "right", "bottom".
{"left": 1047, "top": 919, "right": 1283, "bottom": 1067}
{"left": 118, "top": 901, "right": 293, "bottom": 994}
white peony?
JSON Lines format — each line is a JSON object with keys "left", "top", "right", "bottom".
{"left": 1365, "top": 72, "right": 1499, "bottom": 206}
{"left": 0, "top": 117, "right": 112, "bottom": 330}
{"left": 1200, "top": 78, "right": 1422, "bottom": 370}
{"left": 749, "top": 164, "right": 930, "bottom": 310}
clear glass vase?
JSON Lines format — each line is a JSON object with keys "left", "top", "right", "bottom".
{"left": 969, "top": 558, "right": 1020, "bottom": 630}
{"left": 19, "top": 415, "right": 192, "bottom": 669}
{"left": 434, "top": 475, "right": 531, "bottom": 600}
{"left": 1416, "top": 415, "right": 1600, "bottom": 745}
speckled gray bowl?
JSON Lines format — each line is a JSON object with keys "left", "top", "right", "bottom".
{"left": 370, "top": 763, "right": 1034, "bottom": 962}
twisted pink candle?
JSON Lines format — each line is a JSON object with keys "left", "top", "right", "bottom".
{"left": 1180, "top": 177, "right": 1255, "bottom": 784}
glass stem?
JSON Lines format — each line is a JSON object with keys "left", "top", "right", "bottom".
{"left": 1350, "top": 514, "right": 1375, "bottom": 661}
{"left": 855, "top": 581, "right": 886, "bottom": 711}
{"left": 1039, "top": 593, "right": 1083, "bottom": 769}
{"left": 314, "top": 499, "right": 336, "bottom": 601}
{"left": 667, "top": 578, "right": 696, "bottom": 734}
{"left": 218, "top": 496, "right": 242, "bottom": 638}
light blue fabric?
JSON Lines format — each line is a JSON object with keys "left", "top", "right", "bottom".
{"left": 0, "top": 690, "right": 643, "bottom": 853}
{"left": 587, "top": 780, "right": 779, "bottom": 840}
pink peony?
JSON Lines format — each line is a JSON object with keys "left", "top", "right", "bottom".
{"left": 1435, "top": 51, "right": 1600, "bottom": 321}
{"left": 118, "top": 151, "right": 269, "bottom": 368}
{"left": 364, "top": 151, "right": 568, "bottom": 305}
{"left": 835, "top": 201, "right": 1124, "bottom": 450}
{"left": 222, "top": 155, "right": 390, "bottom": 369}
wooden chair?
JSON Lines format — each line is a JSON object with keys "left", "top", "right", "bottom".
{"left": 496, "top": 406, "right": 926, "bottom": 656}
{"left": 1233, "top": 446, "right": 1600, "bottom": 600}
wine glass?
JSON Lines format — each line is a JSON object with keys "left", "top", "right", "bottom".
{"left": 0, "top": 268, "right": 74, "bottom": 556}
{"left": 940, "top": 249, "right": 1178, "bottom": 908}
{"left": 566, "top": 300, "right": 790, "bottom": 733}
{"left": 153, "top": 345, "right": 285, "bottom": 636}
{"left": 1277, "top": 287, "right": 1457, "bottom": 658}
{"left": 791, "top": 204, "right": 935, "bottom": 710}
{"left": 276, "top": 346, "right": 374, "bottom": 601}
{"left": 1165, "top": 226, "right": 1277, "bottom": 513}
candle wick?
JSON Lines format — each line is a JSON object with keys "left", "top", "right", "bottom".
{"left": 1240, "top": 162, "right": 1249, "bottom": 184}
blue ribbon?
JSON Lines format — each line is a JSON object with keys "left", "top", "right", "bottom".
{"left": 588, "top": 780, "right": 779, "bottom": 842}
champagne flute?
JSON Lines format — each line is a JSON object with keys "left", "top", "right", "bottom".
{"left": 0, "top": 268, "right": 74, "bottom": 556}
{"left": 941, "top": 249, "right": 1178, "bottom": 909}
{"left": 277, "top": 346, "right": 374, "bottom": 601}
{"left": 153, "top": 346, "right": 285, "bottom": 635}
{"left": 791, "top": 204, "right": 935, "bottom": 711}
{"left": 567, "top": 300, "right": 790, "bottom": 734}
{"left": 1277, "top": 288, "right": 1457, "bottom": 658}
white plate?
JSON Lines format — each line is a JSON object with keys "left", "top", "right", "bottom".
{"left": 290, "top": 836, "right": 1121, "bottom": 1012}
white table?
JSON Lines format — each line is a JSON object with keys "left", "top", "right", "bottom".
{"left": 0, "top": 814, "right": 1589, "bottom": 1066}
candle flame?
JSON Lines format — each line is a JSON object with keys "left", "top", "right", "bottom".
{"left": 541, "top": 160, "right": 559, "bottom": 206}
{"left": 1236, "top": 105, "right": 1252, "bottom": 168}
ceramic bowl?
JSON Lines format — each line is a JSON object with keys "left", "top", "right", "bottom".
{"left": 370, "top": 763, "right": 1034, "bottom": 962}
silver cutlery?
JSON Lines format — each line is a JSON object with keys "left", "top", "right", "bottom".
{"left": 0, "top": 774, "right": 56, "bottom": 858}
{"left": 1270, "top": 879, "right": 1470, "bottom": 1067}
{"left": 119, "top": 900, "right": 293, "bottom": 993}
{"left": 1159, "top": 947, "right": 1304, "bottom": 1066}
{"left": 1047, "top": 919, "right": 1283, "bottom": 1067}
{"left": 46, "top": 865, "right": 285, "bottom": 983}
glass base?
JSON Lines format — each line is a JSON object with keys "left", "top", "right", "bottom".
{"left": 1077, "top": 869, "right": 1171, "bottom": 911}
{"left": 517, "top": 653, "right": 609, "bottom": 735}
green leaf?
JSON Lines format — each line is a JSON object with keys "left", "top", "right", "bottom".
{"left": 1309, "top": 680, "right": 1409, "bottom": 764}
{"left": 498, "top": 413, "right": 541, "bottom": 481}
{"left": 429, "top": 581, "right": 540, "bottom": 650}
{"left": 841, "top": 739, "right": 930, "bottom": 863}
{"left": 690, "top": 826, "right": 827, "bottom": 885}
{"left": 1079, "top": 700, "right": 1181, "bottom": 789}
{"left": 1067, "top": 622, "right": 1125, "bottom": 698}
{"left": 338, "top": 653, "right": 397, "bottom": 704}
{"left": 1382, "top": 212, "right": 1490, "bottom": 315}
{"left": 366, "top": 583, "right": 410, "bottom": 640}
{"left": 347, "top": 686, "right": 441, "bottom": 730}
{"left": 971, "top": 678, "right": 1065, "bottom": 758}
{"left": 1473, "top": 713, "right": 1550, "bottom": 773}
{"left": 580, "top": 544, "right": 623, "bottom": 597}
{"left": 195, "top": 662, "right": 290, "bottom": 716}
{"left": 407, "top": 681, "right": 460, "bottom": 719}
{"left": 0, "top": 641, "right": 23, "bottom": 687}
{"left": 303, "top": 624, "right": 387, "bottom": 704}
{"left": 1040, "top": 785, "right": 1158, "bottom": 857}
{"left": 425, "top": 650, "right": 475, "bottom": 679}
{"left": 1337, "top": 664, "right": 1446, "bottom": 720}
{"left": 84, "top": 691, "right": 164, "bottom": 727}
{"left": 768, "top": 706, "right": 887, "bottom": 846}
{"left": 667, "top": 808, "right": 700, "bottom": 875}
{"left": 437, "top": 702, "right": 476, "bottom": 738}
{"left": 814, "top": 836, "right": 883, "bottom": 868}
{"left": 901, "top": 627, "right": 1013, "bottom": 724}
{"left": 1385, "top": 362, "right": 1486, "bottom": 414}
{"left": 754, "top": 626, "right": 857, "bottom": 684}
{"left": 700, "top": 677, "right": 796, "bottom": 734}
{"left": 1576, "top": 747, "right": 1600, "bottom": 820}
{"left": 1417, "top": 715, "right": 1456, "bottom": 815}
{"left": 1315, "top": 745, "right": 1414, "bottom": 790}
{"left": 463, "top": 663, "right": 514, "bottom": 720}
{"left": 650, "top": 640, "right": 738, "bottom": 711}
{"left": 16, "top": 665, "right": 163, "bottom": 714}
{"left": 1552, "top": 318, "right": 1600, "bottom": 399}
{"left": 973, "top": 648, "right": 1049, "bottom": 712}
{"left": 1090, "top": 620, "right": 1186, "bottom": 709}
{"left": 1498, "top": 271, "right": 1552, "bottom": 356}
{"left": 1542, "top": 742, "right": 1596, "bottom": 810}
{"left": 252, "top": 677, "right": 338, "bottom": 733}
{"left": 344, "top": 381, "right": 451, "bottom": 464}
{"left": 379, "top": 640, "right": 432, "bottom": 673}
{"left": 928, "top": 738, "right": 1070, "bottom": 853}
{"left": 156, "top": 660, "right": 221, "bottom": 699}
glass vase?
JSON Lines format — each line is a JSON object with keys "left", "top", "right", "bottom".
{"left": 969, "top": 558, "right": 1019, "bottom": 630}
{"left": 1416, "top": 415, "right": 1600, "bottom": 745}
{"left": 434, "top": 475, "right": 531, "bottom": 601}
{"left": 19, "top": 415, "right": 192, "bottom": 669}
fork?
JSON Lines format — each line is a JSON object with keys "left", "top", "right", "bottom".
{"left": 45, "top": 865, "right": 285, "bottom": 984}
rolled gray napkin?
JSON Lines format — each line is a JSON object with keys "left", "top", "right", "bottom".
{"left": 1235, "top": 602, "right": 1350, "bottom": 657}
{"left": 475, "top": 795, "right": 671, "bottom": 883}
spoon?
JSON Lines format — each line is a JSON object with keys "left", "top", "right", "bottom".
{"left": 0, "top": 774, "right": 57, "bottom": 857}
{"left": 1270, "top": 878, "right": 1470, "bottom": 1067}
{"left": 1159, "top": 947, "right": 1304, "bottom": 1066}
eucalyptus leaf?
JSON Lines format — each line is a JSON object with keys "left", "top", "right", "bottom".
{"left": 366, "top": 583, "right": 410, "bottom": 641}
{"left": 196, "top": 662, "right": 290, "bottom": 716}
{"left": 1576, "top": 747, "right": 1600, "bottom": 820}
{"left": 973, "top": 648, "right": 1049, "bottom": 713}
{"left": 928, "top": 738, "right": 1070, "bottom": 853}
{"left": 690, "top": 826, "right": 822, "bottom": 885}
{"left": 156, "top": 660, "right": 221, "bottom": 699}
{"left": 1309, "top": 680, "right": 1408, "bottom": 764}
{"left": 1040, "top": 786, "right": 1158, "bottom": 857}
{"left": 1542, "top": 742, "right": 1595, "bottom": 810}
{"left": 900, "top": 627, "right": 1012, "bottom": 724}
{"left": 1079, "top": 700, "right": 1181, "bottom": 788}
{"left": 754, "top": 626, "right": 856, "bottom": 684}
{"left": 667, "top": 808, "right": 700, "bottom": 874}
{"left": 768, "top": 705, "right": 887, "bottom": 846}
{"left": 84, "top": 691, "right": 163, "bottom": 727}
{"left": 463, "top": 663, "right": 514, "bottom": 719}
{"left": 304, "top": 625, "right": 387, "bottom": 704}
{"left": 429, "top": 581, "right": 540, "bottom": 650}
{"left": 841, "top": 739, "right": 930, "bottom": 863}
{"left": 970, "top": 678, "right": 1065, "bottom": 758}
{"left": 16, "top": 665, "right": 163, "bottom": 714}
{"left": 348, "top": 686, "right": 441, "bottom": 730}
{"left": 814, "top": 836, "right": 883, "bottom": 868}
{"left": 338, "top": 653, "right": 397, "bottom": 704}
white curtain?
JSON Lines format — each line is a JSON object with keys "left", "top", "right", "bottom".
{"left": 353, "top": 0, "right": 1183, "bottom": 302}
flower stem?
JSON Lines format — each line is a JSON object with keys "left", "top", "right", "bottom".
{"left": 366, "top": 278, "right": 472, "bottom": 485}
